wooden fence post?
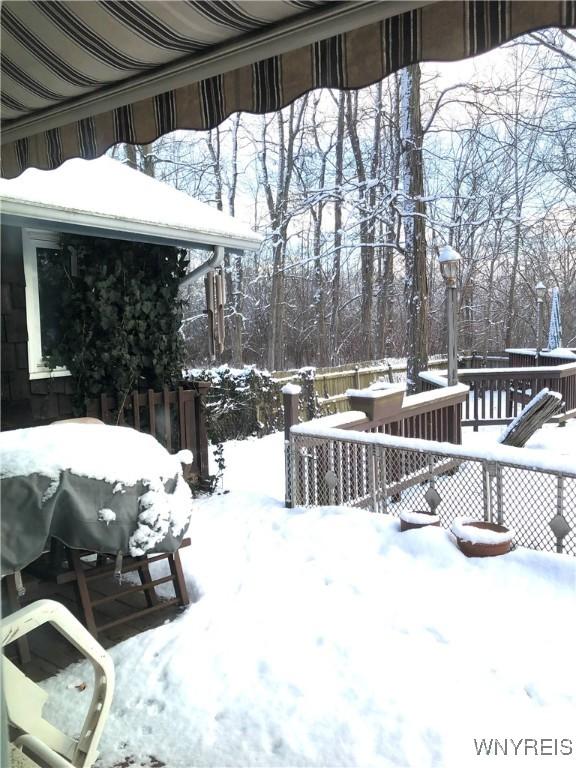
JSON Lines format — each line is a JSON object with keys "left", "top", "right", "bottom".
{"left": 194, "top": 382, "right": 211, "bottom": 482}
{"left": 447, "top": 402, "right": 461, "bottom": 444}
{"left": 282, "top": 385, "right": 301, "bottom": 507}
{"left": 283, "top": 387, "right": 300, "bottom": 440}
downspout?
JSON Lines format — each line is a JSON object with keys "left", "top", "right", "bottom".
{"left": 180, "top": 244, "right": 225, "bottom": 289}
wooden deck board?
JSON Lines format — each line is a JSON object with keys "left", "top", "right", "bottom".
{"left": 3, "top": 569, "right": 186, "bottom": 682}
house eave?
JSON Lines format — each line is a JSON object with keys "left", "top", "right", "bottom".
{"left": 0, "top": 199, "right": 262, "bottom": 253}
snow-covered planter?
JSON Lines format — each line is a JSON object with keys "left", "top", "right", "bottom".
{"left": 451, "top": 517, "right": 514, "bottom": 558}
{"left": 399, "top": 509, "right": 440, "bottom": 532}
{"left": 346, "top": 384, "right": 404, "bottom": 421}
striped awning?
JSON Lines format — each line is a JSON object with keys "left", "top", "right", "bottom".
{"left": 1, "top": 0, "right": 574, "bottom": 179}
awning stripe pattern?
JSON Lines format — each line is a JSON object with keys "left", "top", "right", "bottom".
{"left": 2, "top": 6, "right": 100, "bottom": 89}
{"left": 188, "top": 0, "right": 269, "bottom": 33}
{"left": 102, "top": 1, "right": 208, "bottom": 53}
{"left": 1, "top": 0, "right": 574, "bottom": 178}
{"left": 1, "top": 0, "right": 308, "bottom": 121}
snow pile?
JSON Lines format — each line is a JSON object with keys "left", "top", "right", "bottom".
{"left": 518, "top": 421, "right": 576, "bottom": 457}
{"left": 399, "top": 510, "right": 440, "bottom": 526}
{"left": 451, "top": 517, "right": 515, "bottom": 545}
{"left": 368, "top": 380, "right": 403, "bottom": 392}
{"left": 542, "top": 348, "right": 576, "bottom": 361}
{"left": 437, "top": 244, "right": 462, "bottom": 264}
{"left": 175, "top": 449, "right": 194, "bottom": 465}
{"left": 0, "top": 156, "right": 261, "bottom": 246}
{"left": 129, "top": 473, "right": 192, "bottom": 556}
{"left": 97, "top": 509, "right": 117, "bottom": 525}
{"left": 0, "top": 423, "right": 187, "bottom": 486}
{"left": 419, "top": 370, "right": 448, "bottom": 387}
{"left": 40, "top": 431, "right": 576, "bottom": 768}
{"left": 281, "top": 383, "right": 301, "bottom": 395}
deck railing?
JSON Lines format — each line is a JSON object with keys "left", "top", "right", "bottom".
{"left": 283, "top": 383, "right": 468, "bottom": 507}
{"left": 507, "top": 348, "right": 576, "bottom": 368}
{"left": 421, "top": 363, "right": 576, "bottom": 430}
{"left": 86, "top": 381, "right": 211, "bottom": 481}
{"left": 288, "top": 425, "right": 576, "bottom": 557}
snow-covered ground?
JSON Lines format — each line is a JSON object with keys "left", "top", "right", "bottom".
{"left": 42, "top": 426, "right": 576, "bottom": 768}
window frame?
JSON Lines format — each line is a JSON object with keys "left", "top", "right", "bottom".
{"left": 22, "top": 228, "right": 71, "bottom": 380}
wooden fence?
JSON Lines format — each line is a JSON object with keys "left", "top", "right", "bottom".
{"left": 461, "top": 354, "right": 509, "bottom": 369}
{"left": 86, "top": 381, "right": 211, "bottom": 482}
{"left": 275, "top": 357, "right": 449, "bottom": 413}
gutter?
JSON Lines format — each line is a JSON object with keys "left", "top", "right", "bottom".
{"left": 181, "top": 245, "right": 225, "bottom": 289}
{"left": 0, "top": 201, "right": 261, "bottom": 253}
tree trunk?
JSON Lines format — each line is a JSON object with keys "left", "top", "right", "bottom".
{"left": 312, "top": 208, "right": 328, "bottom": 366}
{"left": 124, "top": 143, "right": 137, "bottom": 169}
{"left": 400, "top": 64, "right": 428, "bottom": 393}
{"left": 377, "top": 77, "right": 400, "bottom": 359}
{"left": 329, "top": 93, "right": 345, "bottom": 364}
{"left": 346, "top": 90, "right": 380, "bottom": 361}
{"left": 261, "top": 101, "right": 306, "bottom": 371}
{"left": 141, "top": 143, "right": 155, "bottom": 178}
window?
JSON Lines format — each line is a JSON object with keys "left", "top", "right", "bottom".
{"left": 23, "top": 229, "right": 70, "bottom": 379}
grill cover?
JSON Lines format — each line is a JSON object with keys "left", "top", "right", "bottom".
{"left": 0, "top": 424, "right": 193, "bottom": 576}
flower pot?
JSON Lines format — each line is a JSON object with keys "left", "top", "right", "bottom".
{"left": 399, "top": 509, "right": 441, "bottom": 532}
{"left": 451, "top": 519, "right": 514, "bottom": 558}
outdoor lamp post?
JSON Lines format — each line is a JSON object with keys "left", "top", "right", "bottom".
{"left": 535, "top": 280, "right": 546, "bottom": 359}
{"left": 438, "top": 245, "right": 462, "bottom": 386}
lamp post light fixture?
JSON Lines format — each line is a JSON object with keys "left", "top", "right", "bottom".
{"left": 438, "top": 245, "right": 462, "bottom": 386}
{"left": 535, "top": 280, "right": 546, "bottom": 360}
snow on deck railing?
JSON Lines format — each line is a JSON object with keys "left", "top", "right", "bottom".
{"left": 288, "top": 423, "right": 576, "bottom": 557}
{"left": 419, "top": 370, "right": 448, "bottom": 387}
{"left": 283, "top": 384, "right": 468, "bottom": 508}
{"left": 541, "top": 348, "right": 576, "bottom": 361}
{"left": 291, "top": 421, "right": 575, "bottom": 476}
{"left": 458, "top": 361, "right": 576, "bottom": 429}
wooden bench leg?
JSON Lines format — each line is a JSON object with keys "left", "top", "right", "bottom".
{"left": 4, "top": 573, "right": 31, "bottom": 665}
{"left": 137, "top": 560, "right": 159, "bottom": 607}
{"left": 68, "top": 549, "right": 98, "bottom": 637}
{"left": 60, "top": 542, "right": 190, "bottom": 637}
{"left": 168, "top": 550, "right": 189, "bottom": 607}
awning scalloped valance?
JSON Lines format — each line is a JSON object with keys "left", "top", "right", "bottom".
{"left": 1, "top": 0, "right": 574, "bottom": 179}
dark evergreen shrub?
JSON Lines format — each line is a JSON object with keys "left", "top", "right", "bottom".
{"left": 44, "top": 233, "right": 188, "bottom": 411}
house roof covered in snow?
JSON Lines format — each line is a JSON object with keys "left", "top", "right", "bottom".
{"left": 0, "top": 156, "right": 262, "bottom": 252}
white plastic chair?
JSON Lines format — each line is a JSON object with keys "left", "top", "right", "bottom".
{"left": 2, "top": 599, "right": 114, "bottom": 768}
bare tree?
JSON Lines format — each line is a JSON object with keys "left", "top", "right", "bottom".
{"left": 260, "top": 99, "right": 308, "bottom": 370}
{"left": 399, "top": 64, "right": 428, "bottom": 392}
